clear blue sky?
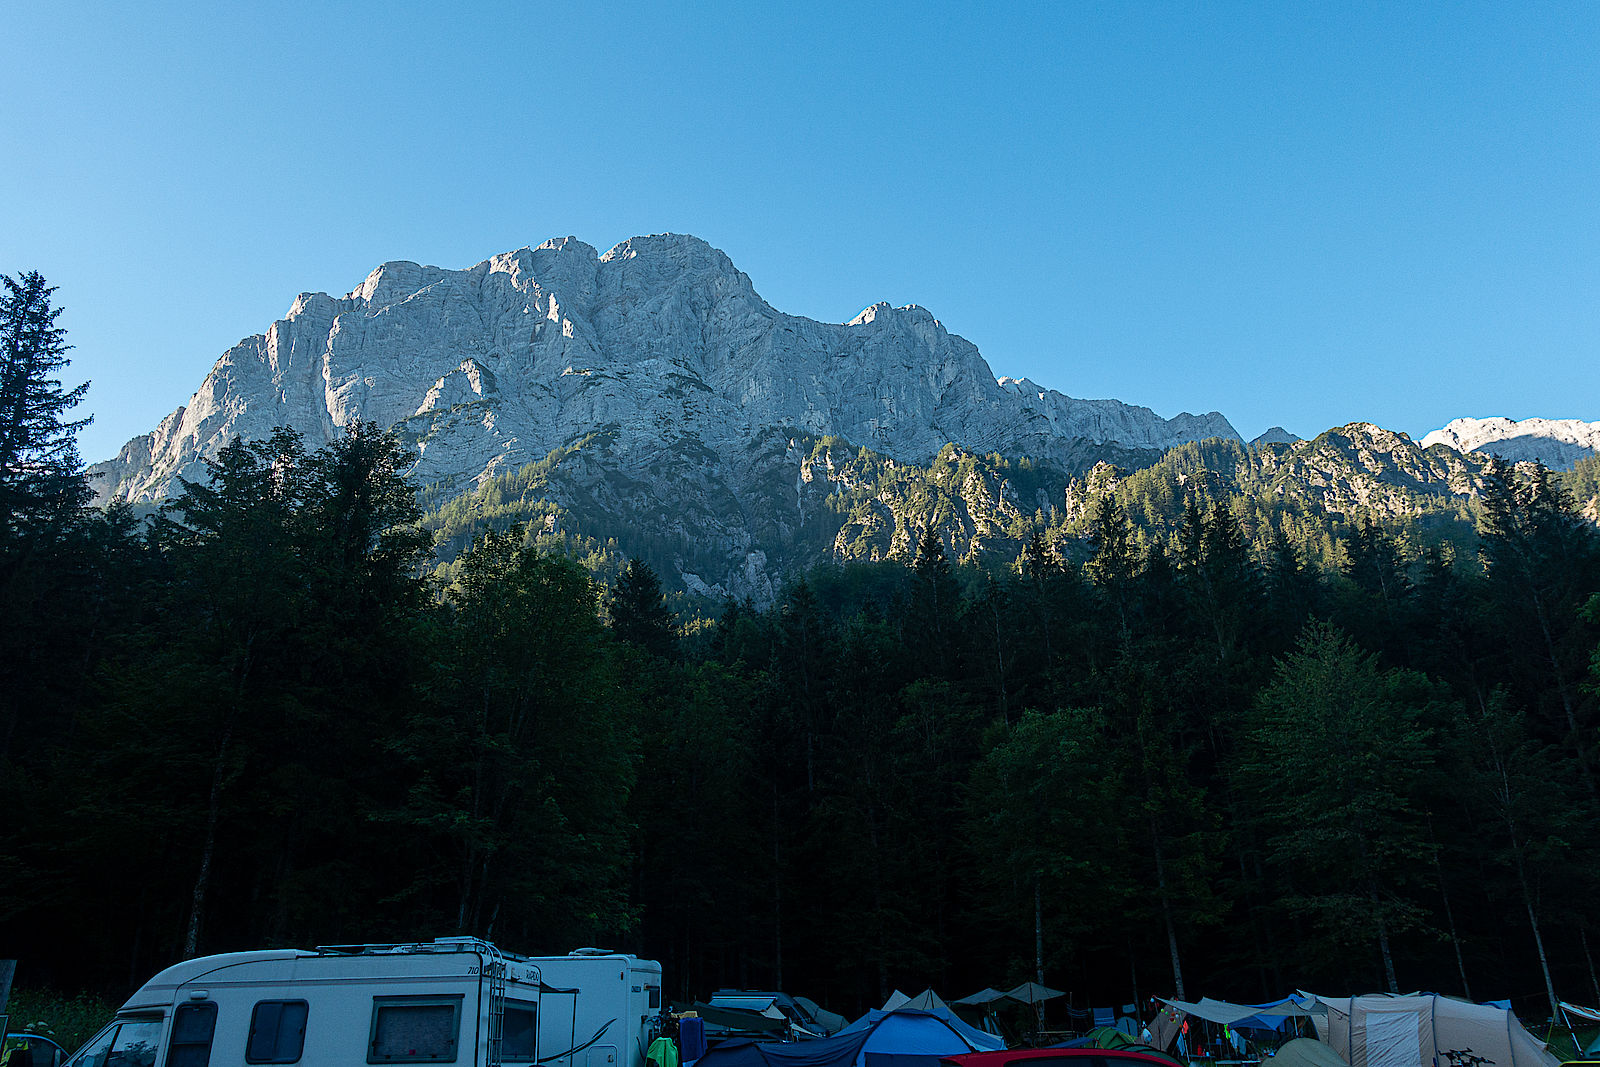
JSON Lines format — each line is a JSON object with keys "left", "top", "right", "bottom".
{"left": 3, "top": 1, "right": 1597, "bottom": 463}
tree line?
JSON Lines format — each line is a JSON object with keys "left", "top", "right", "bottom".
{"left": 4, "top": 274, "right": 1600, "bottom": 1027}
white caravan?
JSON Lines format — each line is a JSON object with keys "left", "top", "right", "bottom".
{"left": 62, "top": 939, "right": 661, "bottom": 1067}
{"left": 522, "top": 950, "right": 663, "bottom": 1067}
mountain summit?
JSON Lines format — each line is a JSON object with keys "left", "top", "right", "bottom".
{"left": 91, "top": 233, "right": 1237, "bottom": 505}
{"left": 1422, "top": 416, "right": 1600, "bottom": 470}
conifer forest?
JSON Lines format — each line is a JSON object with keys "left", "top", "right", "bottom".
{"left": 5, "top": 275, "right": 1600, "bottom": 1025}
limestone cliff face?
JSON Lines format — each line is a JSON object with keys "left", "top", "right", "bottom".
{"left": 89, "top": 233, "right": 1239, "bottom": 507}
{"left": 1422, "top": 417, "right": 1600, "bottom": 470}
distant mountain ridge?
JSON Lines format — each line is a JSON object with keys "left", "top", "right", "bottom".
{"left": 90, "top": 233, "right": 1238, "bottom": 507}
{"left": 1422, "top": 416, "right": 1600, "bottom": 470}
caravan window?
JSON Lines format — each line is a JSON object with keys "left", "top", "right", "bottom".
{"left": 247, "top": 1001, "right": 309, "bottom": 1063}
{"left": 165, "top": 1003, "right": 217, "bottom": 1067}
{"left": 502, "top": 1003, "right": 538, "bottom": 1062}
{"left": 368, "top": 996, "right": 463, "bottom": 1063}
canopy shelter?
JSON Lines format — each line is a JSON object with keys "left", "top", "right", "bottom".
{"left": 1308, "top": 994, "right": 1559, "bottom": 1067}
{"left": 695, "top": 1010, "right": 997, "bottom": 1067}
{"left": 953, "top": 990, "right": 1013, "bottom": 1008}
{"left": 1007, "top": 983, "right": 1067, "bottom": 1007}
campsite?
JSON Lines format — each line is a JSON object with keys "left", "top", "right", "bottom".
{"left": 3, "top": 940, "right": 1590, "bottom": 1067}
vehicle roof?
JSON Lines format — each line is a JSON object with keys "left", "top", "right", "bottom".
{"left": 122, "top": 951, "right": 315, "bottom": 1010}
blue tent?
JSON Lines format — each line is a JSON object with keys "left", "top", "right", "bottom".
{"left": 864, "top": 994, "right": 1006, "bottom": 1053}
{"left": 694, "top": 1009, "right": 998, "bottom": 1067}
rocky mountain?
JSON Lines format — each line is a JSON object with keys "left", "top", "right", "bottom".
{"left": 1249, "top": 426, "right": 1300, "bottom": 447}
{"left": 90, "top": 234, "right": 1237, "bottom": 510}
{"left": 1422, "top": 416, "right": 1600, "bottom": 470}
{"left": 94, "top": 233, "right": 1585, "bottom": 600}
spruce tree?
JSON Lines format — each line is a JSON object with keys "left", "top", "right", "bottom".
{"left": 0, "top": 271, "right": 91, "bottom": 550}
{"left": 608, "top": 557, "right": 678, "bottom": 658}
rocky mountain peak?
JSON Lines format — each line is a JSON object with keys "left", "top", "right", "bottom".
{"left": 1422, "top": 416, "right": 1600, "bottom": 470}
{"left": 89, "top": 234, "right": 1245, "bottom": 595}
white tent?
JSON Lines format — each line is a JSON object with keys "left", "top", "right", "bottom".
{"left": 1308, "top": 994, "right": 1557, "bottom": 1067}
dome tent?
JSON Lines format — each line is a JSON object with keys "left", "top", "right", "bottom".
{"left": 692, "top": 1009, "right": 995, "bottom": 1067}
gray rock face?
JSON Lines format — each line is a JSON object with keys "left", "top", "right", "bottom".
{"left": 90, "top": 233, "right": 1239, "bottom": 508}
{"left": 1422, "top": 417, "right": 1600, "bottom": 470}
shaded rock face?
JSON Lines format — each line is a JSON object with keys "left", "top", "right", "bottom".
{"left": 1422, "top": 417, "right": 1600, "bottom": 470}
{"left": 91, "top": 233, "right": 1238, "bottom": 506}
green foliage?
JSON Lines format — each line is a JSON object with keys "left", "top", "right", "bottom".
{"left": 3, "top": 988, "right": 117, "bottom": 1055}
{"left": 1242, "top": 623, "right": 1439, "bottom": 987}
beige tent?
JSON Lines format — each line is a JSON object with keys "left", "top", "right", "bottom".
{"left": 1269, "top": 1038, "right": 1351, "bottom": 1067}
{"left": 1309, "top": 995, "right": 1557, "bottom": 1067}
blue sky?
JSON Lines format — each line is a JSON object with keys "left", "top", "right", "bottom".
{"left": 3, "top": 2, "right": 1596, "bottom": 463}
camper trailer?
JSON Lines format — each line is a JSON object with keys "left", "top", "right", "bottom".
{"left": 60, "top": 939, "right": 661, "bottom": 1067}
{"left": 522, "top": 950, "right": 663, "bottom": 1067}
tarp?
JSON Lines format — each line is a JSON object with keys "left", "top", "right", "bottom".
{"left": 697, "top": 1010, "right": 999, "bottom": 1067}
{"left": 1268, "top": 1038, "right": 1351, "bottom": 1067}
{"left": 953, "top": 989, "right": 1012, "bottom": 1007}
{"left": 694, "top": 1004, "right": 790, "bottom": 1034}
{"left": 1562, "top": 1003, "right": 1600, "bottom": 1025}
{"left": 1150, "top": 1004, "right": 1187, "bottom": 1051}
{"left": 1309, "top": 994, "right": 1559, "bottom": 1067}
{"left": 1162, "top": 997, "right": 1323, "bottom": 1027}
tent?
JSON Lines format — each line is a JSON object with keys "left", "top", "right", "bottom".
{"left": 855, "top": 999, "right": 1005, "bottom": 1053}
{"left": 694, "top": 1010, "right": 998, "bottom": 1067}
{"left": 1308, "top": 994, "right": 1559, "bottom": 1067}
{"left": 1054, "top": 1026, "right": 1184, "bottom": 1066}
{"left": 1268, "top": 1038, "right": 1351, "bottom": 1067}
{"left": 797, "top": 998, "right": 850, "bottom": 1037}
